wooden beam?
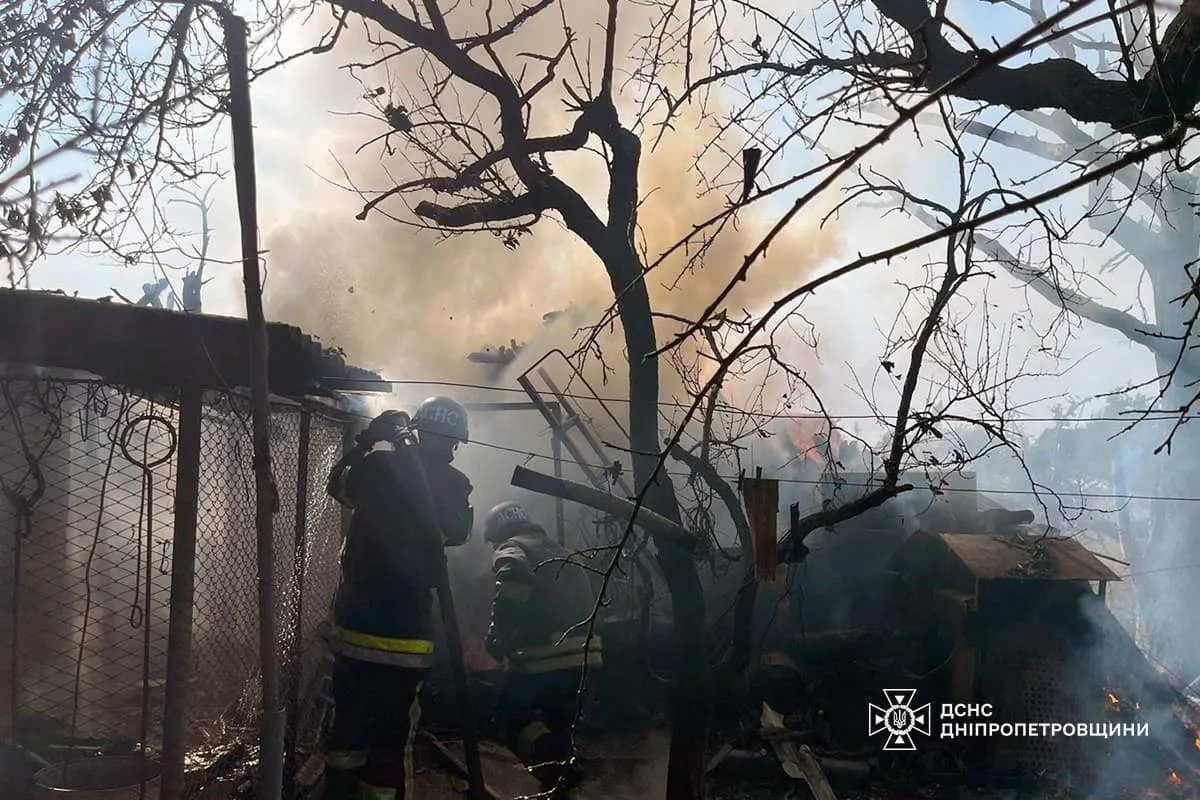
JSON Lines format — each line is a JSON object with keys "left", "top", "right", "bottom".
{"left": 510, "top": 466, "right": 695, "bottom": 550}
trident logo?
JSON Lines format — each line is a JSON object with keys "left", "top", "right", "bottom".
{"left": 868, "top": 689, "right": 931, "bottom": 751}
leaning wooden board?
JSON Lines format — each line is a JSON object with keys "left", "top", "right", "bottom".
{"left": 761, "top": 703, "right": 839, "bottom": 800}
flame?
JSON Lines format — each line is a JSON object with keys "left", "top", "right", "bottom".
{"left": 1194, "top": 735, "right": 1199, "bottom": 751}
{"left": 1167, "top": 771, "right": 1182, "bottom": 787}
{"left": 787, "top": 418, "right": 840, "bottom": 467}
{"left": 1108, "top": 692, "right": 1120, "bottom": 707}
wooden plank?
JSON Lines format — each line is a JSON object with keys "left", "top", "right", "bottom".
{"left": 761, "top": 704, "right": 838, "bottom": 800}
{"left": 419, "top": 732, "right": 507, "bottom": 800}
{"left": 740, "top": 471, "right": 780, "bottom": 584}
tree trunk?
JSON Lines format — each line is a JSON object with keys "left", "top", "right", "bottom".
{"left": 607, "top": 247, "right": 710, "bottom": 800}
{"left": 1139, "top": 174, "right": 1200, "bottom": 681}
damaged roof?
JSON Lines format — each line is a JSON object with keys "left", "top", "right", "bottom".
{"left": 935, "top": 532, "right": 1121, "bottom": 582}
{"left": 0, "top": 288, "right": 384, "bottom": 398}
{"left": 891, "top": 530, "right": 1121, "bottom": 583}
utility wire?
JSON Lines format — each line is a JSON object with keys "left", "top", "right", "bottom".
{"left": 333, "top": 405, "right": 1200, "bottom": 503}
{"left": 458, "top": 434, "right": 1200, "bottom": 504}
{"left": 351, "top": 377, "right": 1197, "bottom": 424}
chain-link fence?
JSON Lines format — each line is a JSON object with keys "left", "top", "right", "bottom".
{"left": 0, "top": 376, "right": 346, "bottom": 784}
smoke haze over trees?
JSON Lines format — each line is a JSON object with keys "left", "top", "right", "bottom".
{"left": 5, "top": 0, "right": 1200, "bottom": 794}
{"left": 667, "top": 0, "right": 1200, "bottom": 679}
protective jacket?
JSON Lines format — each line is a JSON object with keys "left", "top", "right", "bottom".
{"left": 326, "top": 443, "right": 473, "bottom": 667}
{"left": 486, "top": 524, "right": 601, "bottom": 674}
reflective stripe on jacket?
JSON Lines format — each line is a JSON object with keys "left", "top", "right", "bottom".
{"left": 509, "top": 633, "right": 603, "bottom": 674}
{"left": 324, "top": 441, "right": 473, "bottom": 657}
{"left": 328, "top": 625, "right": 437, "bottom": 668}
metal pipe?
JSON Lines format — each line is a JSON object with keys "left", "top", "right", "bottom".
{"left": 551, "top": 429, "right": 565, "bottom": 546}
{"left": 7, "top": 529, "right": 21, "bottom": 742}
{"left": 462, "top": 401, "right": 560, "bottom": 414}
{"left": 284, "top": 410, "right": 312, "bottom": 800}
{"left": 536, "top": 368, "right": 635, "bottom": 498}
{"left": 160, "top": 384, "right": 203, "bottom": 800}
{"left": 516, "top": 374, "right": 607, "bottom": 491}
{"left": 517, "top": 348, "right": 630, "bottom": 438}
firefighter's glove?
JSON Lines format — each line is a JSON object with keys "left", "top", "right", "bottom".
{"left": 354, "top": 425, "right": 392, "bottom": 451}
{"left": 357, "top": 411, "right": 409, "bottom": 450}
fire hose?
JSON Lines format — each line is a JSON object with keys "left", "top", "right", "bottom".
{"left": 432, "top": 567, "right": 487, "bottom": 799}
{"left": 391, "top": 414, "right": 488, "bottom": 800}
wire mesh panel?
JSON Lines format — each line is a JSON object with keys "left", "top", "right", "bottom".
{"left": 0, "top": 374, "right": 349, "bottom": 778}
{"left": 1, "top": 378, "right": 177, "bottom": 747}
{"left": 296, "top": 416, "right": 345, "bottom": 681}
{"left": 289, "top": 415, "right": 346, "bottom": 762}
{"left": 187, "top": 396, "right": 346, "bottom": 752}
{"left": 189, "top": 392, "right": 260, "bottom": 744}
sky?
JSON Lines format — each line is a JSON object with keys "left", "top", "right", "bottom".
{"left": 21, "top": 0, "right": 1163, "bottom": 438}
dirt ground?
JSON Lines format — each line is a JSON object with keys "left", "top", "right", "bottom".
{"left": 419, "top": 729, "right": 670, "bottom": 799}
{"left": 189, "top": 730, "right": 1198, "bottom": 800}
{"left": 410, "top": 735, "right": 1043, "bottom": 800}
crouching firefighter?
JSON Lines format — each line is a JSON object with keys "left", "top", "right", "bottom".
{"left": 483, "top": 502, "right": 602, "bottom": 791}
{"left": 322, "top": 398, "right": 474, "bottom": 800}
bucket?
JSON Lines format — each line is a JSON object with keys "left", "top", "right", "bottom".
{"left": 33, "top": 756, "right": 161, "bottom": 800}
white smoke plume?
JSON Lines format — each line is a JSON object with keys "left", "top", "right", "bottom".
{"left": 261, "top": 3, "right": 842, "bottom": 560}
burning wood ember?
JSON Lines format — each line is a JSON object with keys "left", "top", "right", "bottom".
{"left": 1107, "top": 689, "right": 1143, "bottom": 714}
{"left": 1144, "top": 768, "right": 1196, "bottom": 800}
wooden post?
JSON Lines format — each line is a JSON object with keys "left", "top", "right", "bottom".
{"left": 160, "top": 383, "right": 203, "bottom": 800}
{"left": 221, "top": 12, "right": 284, "bottom": 800}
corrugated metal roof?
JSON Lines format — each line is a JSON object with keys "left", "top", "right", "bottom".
{"left": 938, "top": 533, "right": 1121, "bottom": 582}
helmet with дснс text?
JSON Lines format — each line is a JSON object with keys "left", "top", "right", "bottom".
{"left": 483, "top": 501, "right": 539, "bottom": 543}
{"left": 412, "top": 396, "right": 469, "bottom": 444}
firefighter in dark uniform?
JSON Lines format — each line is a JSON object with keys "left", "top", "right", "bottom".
{"left": 482, "top": 502, "right": 601, "bottom": 791}
{"left": 323, "top": 397, "right": 474, "bottom": 800}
